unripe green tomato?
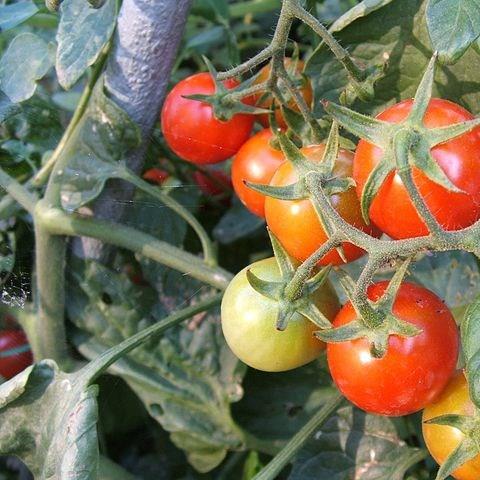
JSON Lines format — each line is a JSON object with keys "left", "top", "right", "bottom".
{"left": 221, "top": 258, "right": 340, "bottom": 372}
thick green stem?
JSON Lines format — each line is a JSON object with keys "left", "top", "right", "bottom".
{"left": 122, "top": 170, "right": 217, "bottom": 266}
{"left": 35, "top": 201, "right": 232, "bottom": 290}
{"left": 253, "top": 392, "right": 344, "bottom": 480}
{"left": 33, "top": 223, "right": 70, "bottom": 366}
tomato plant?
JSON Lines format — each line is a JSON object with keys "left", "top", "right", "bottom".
{"left": 354, "top": 99, "right": 480, "bottom": 239}
{"left": 265, "top": 144, "right": 380, "bottom": 265}
{"left": 423, "top": 372, "right": 480, "bottom": 480}
{"left": 161, "top": 73, "right": 254, "bottom": 164}
{"left": 2, "top": 0, "right": 480, "bottom": 479}
{"left": 231, "top": 128, "right": 286, "bottom": 217}
{"left": 327, "top": 282, "right": 459, "bottom": 416}
{"left": 221, "top": 257, "right": 340, "bottom": 372}
{"left": 0, "top": 330, "right": 33, "bottom": 380}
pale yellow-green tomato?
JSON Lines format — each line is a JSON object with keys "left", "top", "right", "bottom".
{"left": 221, "top": 257, "right": 340, "bottom": 372}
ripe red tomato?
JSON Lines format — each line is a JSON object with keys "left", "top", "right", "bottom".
{"left": 143, "top": 168, "right": 169, "bottom": 185}
{"left": 354, "top": 98, "right": 480, "bottom": 239}
{"left": 253, "top": 59, "right": 313, "bottom": 128}
{"left": 0, "top": 330, "right": 33, "bottom": 380}
{"left": 221, "top": 257, "right": 340, "bottom": 372}
{"left": 423, "top": 372, "right": 480, "bottom": 480}
{"left": 161, "top": 73, "right": 254, "bottom": 164}
{"left": 231, "top": 129, "right": 286, "bottom": 217}
{"left": 327, "top": 282, "right": 459, "bottom": 416}
{"left": 192, "top": 169, "right": 231, "bottom": 198}
{"left": 265, "top": 145, "right": 380, "bottom": 265}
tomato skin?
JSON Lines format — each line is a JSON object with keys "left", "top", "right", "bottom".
{"left": 354, "top": 98, "right": 480, "bottom": 239}
{"left": 327, "top": 282, "right": 459, "bottom": 416}
{"left": 192, "top": 169, "right": 231, "bottom": 197}
{"left": 221, "top": 258, "right": 340, "bottom": 372}
{"left": 423, "top": 372, "right": 480, "bottom": 480}
{"left": 265, "top": 145, "right": 380, "bottom": 265}
{"left": 253, "top": 59, "right": 313, "bottom": 128}
{"left": 143, "top": 168, "right": 169, "bottom": 185}
{"left": 161, "top": 73, "right": 254, "bottom": 164}
{"left": 231, "top": 129, "right": 286, "bottom": 217}
{"left": 0, "top": 330, "right": 33, "bottom": 380}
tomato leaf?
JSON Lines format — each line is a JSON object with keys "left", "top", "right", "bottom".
{"left": 307, "top": 0, "right": 480, "bottom": 115}
{"left": 427, "top": 0, "right": 480, "bottom": 64}
{"left": 56, "top": 80, "right": 141, "bottom": 212}
{"left": 56, "top": 0, "right": 117, "bottom": 89}
{"left": 0, "top": 1, "right": 38, "bottom": 32}
{"left": 0, "top": 360, "right": 100, "bottom": 479}
{"left": 461, "top": 297, "right": 480, "bottom": 409}
{"left": 288, "top": 406, "right": 425, "bottom": 480}
{"left": 0, "top": 33, "right": 55, "bottom": 104}
{"left": 67, "top": 189, "right": 246, "bottom": 473}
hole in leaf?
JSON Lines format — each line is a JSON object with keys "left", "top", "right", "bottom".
{"left": 101, "top": 292, "right": 112, "bottom": 305}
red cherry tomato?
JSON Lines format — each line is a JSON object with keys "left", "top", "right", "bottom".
{"left": 143, "top": 168, "right": 169, "bottom": 185}
{"left": 265, "top": 145, "right": 380, "bottom": 265}
{"left": 231, "top": 129, "right": 286, "bottom": 217}
{"left": 161, "top": 73, "right": 254, "bottom": 164}
{"left": 253, "top": 59, "right": 313, "bottom": 129}
{"left": 327, "top": 282, "right": 459, "bottom": 416}
{"left": 192, "top": 169, "right": 231, "bottom": 198}
{"left": 354, "top": 98, "right": 480, "bottom": 239}
{"left": 423, "top": 372, "right": 480, "bottom": 480}
{"left": 0, "top": 330, "right": 33, "bottom": 380}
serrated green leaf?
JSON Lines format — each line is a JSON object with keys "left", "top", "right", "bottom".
{"left": 67, "top": 256, "right": 245, "bottom": 473}
{"left": 308, "top": 0, "right": 480, "bottom": 116}
{"left": 0, "top": 360, "right": 100, "bottom": 480}
{"left": 56, "top": 0, "right": 116, "bottom": 89}
{"left": 56, "top": 80, "right": 141, "bottom": 211}
{"left": 427, "top": 0, "right": 480, "bottom": 64}
{"left": 289, "top": 406, "right": 425, "bottom": 480}
{"left": 0, "top": 1, "right": 38, "bottom": 32}
{"left": 0, "top": 33, "right": 55, "bottom": 103}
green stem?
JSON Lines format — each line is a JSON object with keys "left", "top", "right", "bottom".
{"left": 35, "top": 201, "right": 233, "bottom": 290}
{"left": 81, "top": 293, "right": 223, "bottom": 382}
{"left": 33, "top": 223, "right": 70, "bottom": 366}
{"left": 253, "top": 392, "right": 344, "bottom": 480}
{"left": 0, "top": 167, "right": 37, "bottom": 215}
{"left": 121, "top": 169, "right": 217, "bottom": 266}
{"left": 41, "top": 44, "right": 110, "bottom": 201}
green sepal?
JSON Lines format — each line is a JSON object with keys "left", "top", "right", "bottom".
{"left": 435, "top": 437, "right": 480, "bottom": 480}
{"left": 340, "top": 60, "right": 388, "bottom": 105}
{"left": 297, "top": 302, "right": 332, "bottom": 329}
{"left": 315, "top": 320, "right": 365, "bottom": 342}
{"left": 407, "top": 53, "right": 437, "bottom": 124}
{"left": 322, "top": 121, "right": 340, "bottom": 171}
{"left": 376, "top": 258, "right": 411, "bottom": 310}
{"left": 304, "top": 266, "right": 332, "bottom": 295}
{"left": 322, "top": 100, "right": 393, "bottom": 146}
{"left": 246, "top": 269, "right": 284, "bottom": 300}
{"left": 359, "top": 153, "right": 394, "bottom": 223}
{"left": 323, "top": 177, "right": 356, "bottom": 196}
{"left": 427, "top": 117, "right": 480, "bottom": 148}
{"left": 409, "top": 141, "right": 464, "bottom": 194}
{"left": 244, "top": 180, "right": 307, "bottom": 201}
{"left": 424, "top": 414, "right": 474, "bottom": 433}
{"left": 277, "top": 131, "right": 316, "bottom": 175}
{"left": 268, "top": 229, "right": 297, "bottom": 278}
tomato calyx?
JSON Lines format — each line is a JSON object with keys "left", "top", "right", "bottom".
{"left": 317, "top": 260, "right": 421, "bottom": 358}
{"left": 183, "top": 57, "right": 270, "bottom": 121}
{"left": 247, "top": 123, "right": 353, "bottom": 261}
{"left": 424, "top": 411, "right": 480, "bottom": 480}
{"left": 323, "top": 53, "right": 480, "bottom": 233}
{"left": 246, "top": 230, "right": 333, "bottom": 331}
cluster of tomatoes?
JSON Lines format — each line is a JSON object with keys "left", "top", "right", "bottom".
{"left": 161, "top": 62, "right": 480, "bottom": 479}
